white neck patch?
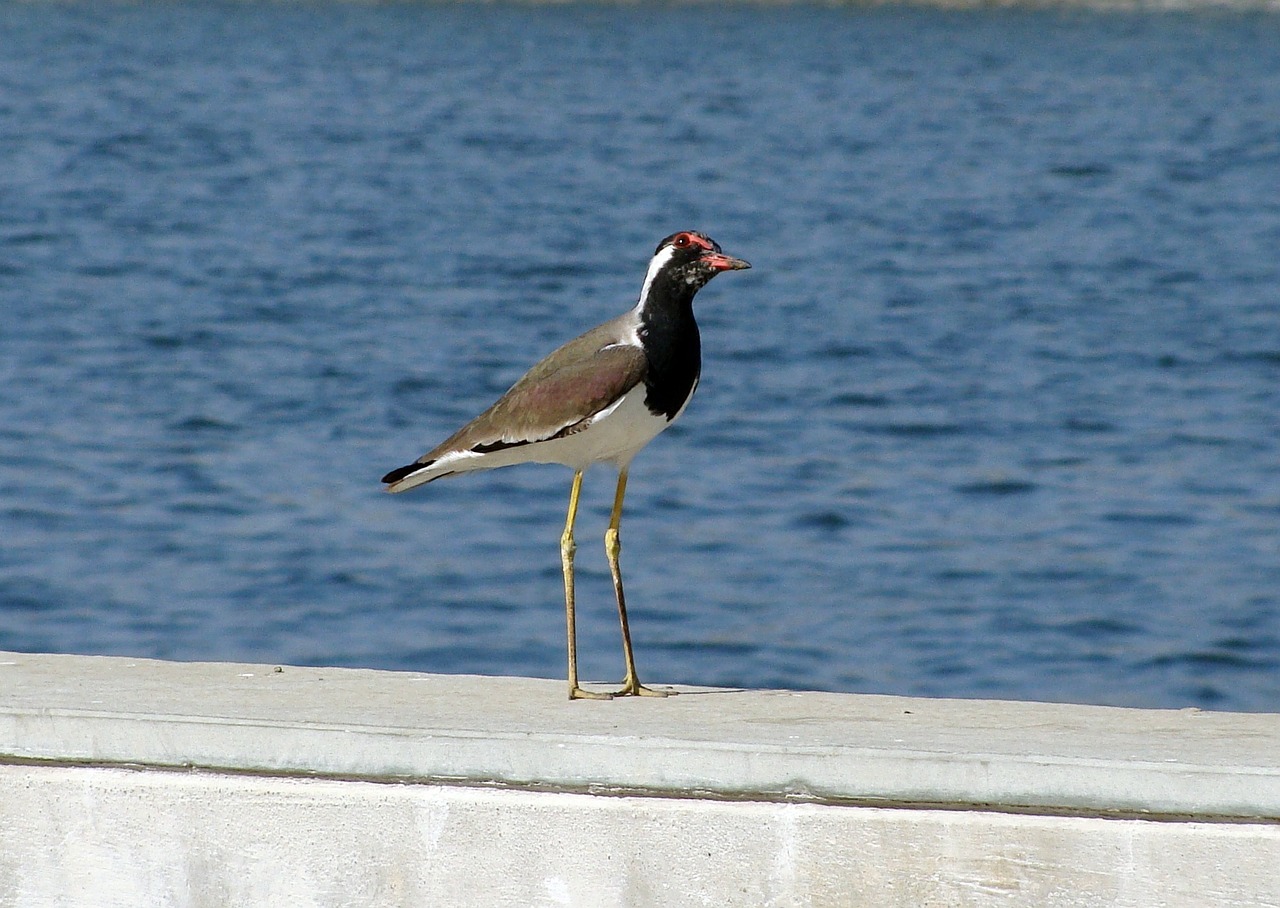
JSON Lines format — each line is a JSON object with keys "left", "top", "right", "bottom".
{"left": 634, "top": 243, "right": 678, "bottom": 312}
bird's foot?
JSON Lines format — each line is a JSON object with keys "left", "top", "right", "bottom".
{"left": 612, "top": 677, "right": 675, "bottom": 698}
{"left": 569, "top": 685, "right": 614, "bottom": 701}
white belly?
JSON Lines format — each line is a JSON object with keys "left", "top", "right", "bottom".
{"left": 513, "top": 382, "right": 677, "bottom": 471}
{"left": 409, "top": 378, "right": 699, "bottom": 484}
{"left": 435, "top": 382, "right": 687, "bottom": 479}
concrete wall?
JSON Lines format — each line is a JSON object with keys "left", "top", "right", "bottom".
{"left": 2, "top": 651, "right": 1278, "bottom": 907}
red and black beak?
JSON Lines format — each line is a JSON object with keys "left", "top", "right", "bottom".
{"left": 701, "top": 250, "right": 751, "bottom": 272}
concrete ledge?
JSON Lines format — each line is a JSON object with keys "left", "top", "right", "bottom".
{"left": 2, "top": 651, "right": 1279, "bottom": 906}
{"left": 3, "top": 651, "right": 1278, "bottom": 818}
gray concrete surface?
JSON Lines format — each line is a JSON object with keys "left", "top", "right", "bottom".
{"left": 3, "top": 762, "right": 1278, "bottom": 908}
{"left": 3, "top": 651, "right": 1278, "bottom": 817}
{"left": 2, "top": 651, "right": 1279, "bottom": 907}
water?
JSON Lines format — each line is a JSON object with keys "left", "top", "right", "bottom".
{"left": 2, "top": 3, "right": 1279, "bottom": 712}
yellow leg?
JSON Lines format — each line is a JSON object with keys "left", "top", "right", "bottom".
{"left": 606, "top": 469, "right": 672, "bottom": 698}
{"left": 563, "top": 470, "right": 611, "bottom": 701}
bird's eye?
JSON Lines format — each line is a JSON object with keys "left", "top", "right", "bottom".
{"left": 674, "top": 234, "right": 690, "bottom": 247}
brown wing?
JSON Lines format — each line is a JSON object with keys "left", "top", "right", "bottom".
{"left": 421, "top": 342, "right": 648, "bottom": 461}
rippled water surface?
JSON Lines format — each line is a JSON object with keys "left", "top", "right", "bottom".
{"left": 3, "top": 3, "right": 1279, "bottom": 710}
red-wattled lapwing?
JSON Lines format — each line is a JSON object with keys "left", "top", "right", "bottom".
{"left": 382, "top": 231, "right": 750, "bottom": 700}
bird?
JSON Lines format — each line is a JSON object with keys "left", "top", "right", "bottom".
{"left": 382, "top": 231, "right": 750, "bottom": 700}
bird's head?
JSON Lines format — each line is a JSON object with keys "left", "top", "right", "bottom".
{"left": 651, "top": 231, "right": 751, "bottom": 290}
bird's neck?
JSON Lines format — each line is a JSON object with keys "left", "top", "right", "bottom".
{"left": 635, "top": 275, "right": 702, "bottom": 420}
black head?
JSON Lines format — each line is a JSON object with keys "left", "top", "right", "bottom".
{"left": 650, "top": 231, "right": 751, "bottom": 289}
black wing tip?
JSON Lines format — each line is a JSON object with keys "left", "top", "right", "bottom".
{"left": 382, "top": 461, "right": 428, "bottom": 485}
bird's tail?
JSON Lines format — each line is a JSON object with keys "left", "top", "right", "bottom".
{"left": 381, "top": 459, "right": 454, "bottom": 493}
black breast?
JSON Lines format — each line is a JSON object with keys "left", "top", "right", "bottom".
{"left": 638, "top": 303, "right": 701, "bottom": 420}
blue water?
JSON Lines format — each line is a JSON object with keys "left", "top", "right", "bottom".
{"left": 2, "top": 4, "right": 1279, "bottom": 711}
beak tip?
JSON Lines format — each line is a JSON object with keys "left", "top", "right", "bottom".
{"left": 708, "top": 253, "right": 751, "bottom": 272}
